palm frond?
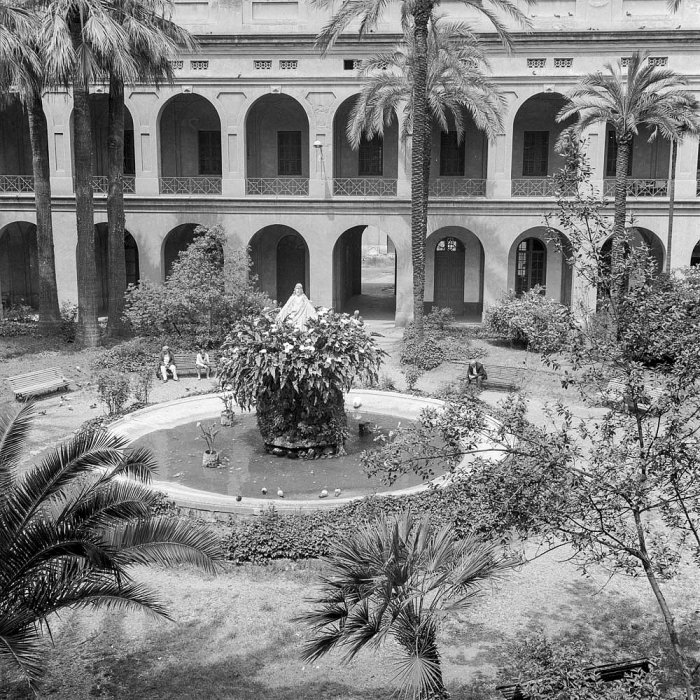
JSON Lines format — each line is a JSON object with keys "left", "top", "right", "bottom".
{"left": 0, "top": 403, "right": 35, "bottom": 500}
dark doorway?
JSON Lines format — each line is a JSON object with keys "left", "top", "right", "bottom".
{"left": 277, "top": 234, "right": 307, "bottom": 301}
{"left": 434, "top": 237, "right": 465, "bottom": 312}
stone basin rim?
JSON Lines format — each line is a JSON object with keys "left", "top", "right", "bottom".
{"left": 108, "top": 389, "right": 503, "bottom": 514}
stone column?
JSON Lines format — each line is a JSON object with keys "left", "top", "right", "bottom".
{"left": 305, "top": 90, "right": 335, "bottom": 199}
{"left": 217, "top": 90, "right": 248, "bottom": 197}
{"left": 44, "top": 91, "right": 74, "bottom": 196}
{"left": 126, "top": 88, "right": 162, "bottom": 196}
{"left": 486, "top": 91, "right": 518, "bottom": 198}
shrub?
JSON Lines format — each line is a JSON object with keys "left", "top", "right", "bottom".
{"left": 95, "top": 370, "right": 131, "bottom": 415}
{"left": 92, "top": 337, "right": 155, "bottom": 373}
{"left": 60, "top": 301, "right": 77, "bottom": 343}
{"left": 401, "top": 335, "right": 444, "bottom": 370}
{"left": 481, "top": 287, "right": 571, "bottom": 354}
{"left": 403, "top": 365, "right": 423, "bottom": 392}
{"left": 133, "top": 367, "right": 155, "bottom": 405}
{"left": 378, "top": 373, "right": 397, "bottom": 392}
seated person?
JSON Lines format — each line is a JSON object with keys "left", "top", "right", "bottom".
{"left": 196, "top": 348, "right": 211, "bottom": 379}
{"left": 466, "top": 359, "right": 487, "bottom": 388}
{"left": 160, "top": 345, "right": 178, "bottom": 382}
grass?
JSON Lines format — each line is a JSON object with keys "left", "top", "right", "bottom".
{"left": 1, "top": 328, "right": 699, "bottom": 698}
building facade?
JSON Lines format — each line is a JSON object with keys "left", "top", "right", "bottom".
{"left": 1, "top": 0, "right": 700, "bottom": 324}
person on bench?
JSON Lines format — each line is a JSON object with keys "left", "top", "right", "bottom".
{"left": 160, "top": 345, "right": 179, "bottom": 382}
{"left": 467, "top": 359, "right": 487, "bottom": 388}
{"left": 196, "top": 347, "right": 212, "bottom": 380}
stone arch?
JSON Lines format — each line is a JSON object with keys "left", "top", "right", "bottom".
{"left": 158, "top": 94, "right": 222, "bottom": 182}
{"left": 91, "top": 224, "right": 140, "bottom": 314}
{"left": 426, "top": 226, "right": 484, "bottom": 319}
{"left": 600, "top": 227, "right": 665, "bottom": 275}
{"left": 691, "top": 240, "right": 700, "bottom": 267}
{"left": 249, "top": 225, "right": 309, "bottom": 303}
{"left": 508, "top": 227, "right": 573, "bottom": 305}
{"left": 245, "top": 95, "right": 310, "bottom": 183}
{"left": 0, "top": 221, "right": 39, "bottom": 309}
{"left": 331, "top": 95, "right": 399, "bottom": 182}
{"left": 162, "top": 223, "right": 202, "bottom": 280}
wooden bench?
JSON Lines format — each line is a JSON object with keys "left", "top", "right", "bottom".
{"left": 8, "top": 367, "right": 70, "bottom": 401}
{"left": 451, "top": 361, "right": 524, "bottom": 392}
{"left": 496, "top": 657, "right": 650, "bottom": 699}
{"left": 157, "top": 352, "right": 219, "bottom": 379}
{"left": 601, "top": 379, "right": 664, "bottom": 414}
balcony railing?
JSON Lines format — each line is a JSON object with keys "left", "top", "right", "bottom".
{"left": 511, "top": 178, "right": 576, "bottom": 197}
{"left": 160, "top": 176, "right": 222, "bottom": 195}
{"left": 91, "top": 175, "right": 136, "bottom": 194}
{"left": 429, "top": 178, "right": 486, "bottom": 198}
{"left": 333, "top": 178, "right": 397, "bottom": 197}
{"left": 603, "top": 178, "right": 668, "bottom": 197}
{"left": 246, "top": 177, "right": 309, "bottom": 196}
{"left": 0, "top": 175, "right": 34, "bottom": 193}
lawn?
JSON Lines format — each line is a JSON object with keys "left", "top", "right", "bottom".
{"left": 1, "top": 325, "right": 699, "bottom": 699}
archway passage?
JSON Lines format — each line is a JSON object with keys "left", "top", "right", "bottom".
{"left": 691, "top": 241, "right": 700, "bottom": 267}
{"left": 426, "top": 227, "right": 484, "bottom": 320}
{"left": 249, "top": 225, "right": 309, "bottom": 303}
{"left": 434, "top": 238, "right": 465, "bottom": 311}
{"left": 0, "top": 221, "right": 39, "bottom": 310}
{"left": 0, "top": 98, "right": 32, "bottom": 188}
{"left": 163, "top": 223, "right": 202, "bottom": 280}
{"left": 332, "top": 225, "right": 396, "bottom": 320}
{"left": 93, "top": 224, "right": 140, "bottom": 315}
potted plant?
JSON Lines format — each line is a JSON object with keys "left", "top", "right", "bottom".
{"left": 220, "top": 388, "right": 235, "bottom": 426}
{"left": 198, "top": 422, "right": 220, "bottom": 467}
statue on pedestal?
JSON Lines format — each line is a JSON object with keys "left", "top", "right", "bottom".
{"left": 276, "top": 283, "right": 317, "bottom": 331}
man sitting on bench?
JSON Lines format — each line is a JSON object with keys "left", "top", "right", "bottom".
{"left": 467, "top": 359, "right": 488, "bottom": 388}
{"left": 160, "top": 345, "right": 179, "bottom": 382}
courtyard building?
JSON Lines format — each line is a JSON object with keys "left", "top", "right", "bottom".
{"left": 1, "top": 0, "right": 700, "bottom": 324}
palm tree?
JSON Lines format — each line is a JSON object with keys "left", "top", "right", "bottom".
{"left": 0, "top": 403, "right": 222, "bottom": 689}
{"left": 348, "top": 19, "right": 504, "bottom": 318}
{"left": 43, "top": 0, "right": 138, "bottom": 347}
{"left": 299, "top": 513, "right": 513, "bottom": 699}
{"left": 104, "top": 0, "right": 196, "bottom": 338}
{"left": 557, "top": 51, "right": 700, "bottom": 296}
{"left": 313, "top": 0, "right": 529, "bottom": 336}
{"left": 0, "top": 2, "right": 62, "bottom": 335}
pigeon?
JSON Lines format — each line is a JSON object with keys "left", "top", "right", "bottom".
{"left": 334, "top": 488, "right": 342, "bottom": 497}
{"left": 319, "top": 489, "right": 328, "bottom": 499}
{"left": 277, "top": 488, "right": 284, "bottom": 498}
{"left": 261, "top": 487, "right": 267, "bottom": 495}
{"left": 235, "top": 495, "right": 242, "bottom": 502}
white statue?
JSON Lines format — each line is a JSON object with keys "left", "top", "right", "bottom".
{"left": 276, "top": 283, "right": 317, "bottom": 331}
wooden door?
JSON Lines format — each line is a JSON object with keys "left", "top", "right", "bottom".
{"left": 434, "top": 237, "right": 464, "bottom": 312}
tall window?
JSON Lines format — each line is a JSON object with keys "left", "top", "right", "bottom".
{"left": 123, "top": 130, "right": 135, "bottom": 175}
{"left": 522, "top": 131, "right": 549, "bottom": 176}
{"left": 515, "top": 238, "right": 546, "bottom": 295}
{"left": 439, "top": 131, "right": 465, "bottom": 176}
{"left": 358, "top": 135, "right": 383, "bottom": 176}
{"left": 605, "top": 129, "right": 633, "bottom": 177}
{"left": 198, "top": 130, "right": 221, "bottom": 175}
{"left": 278, "top": 131, "right": 302, "bottom": 176}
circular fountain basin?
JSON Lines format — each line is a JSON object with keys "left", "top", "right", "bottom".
{"left": 108, "top": 390, "right": 504, "bottom": 515}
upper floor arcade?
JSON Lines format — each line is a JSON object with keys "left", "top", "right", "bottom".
{"left": 1, "top": 75, "right": 699, "bottom": 203}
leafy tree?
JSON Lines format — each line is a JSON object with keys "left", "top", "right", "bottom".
{"left": 0, "top": 403, "right": 222, "bottom": 689}
{"left": 123, "top": 225, "right": 269, "bottom": 346}
{"left": 0, "top": 2, "right": 62, "bottom": 334}
{"left": 298, "top": 512, "right": 513, "bottom": 699}
{"left": 557, "top": 51, "right": 700, "bottom": 302}
{"left": 312, "top": 0, "right": 528, "bottom": 337}
{"left": 104, "top": 0, "right": 195, "bottom": 338}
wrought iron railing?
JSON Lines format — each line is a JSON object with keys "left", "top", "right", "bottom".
{"left": 511, "top": 178, "right": 576, "bottom": 197}
{"left": 90, "top": 175, "right": 136, "bottom": 194}
{"left": 0, "top": 175, "right": 34, "bottom": 193}
{"left": 160, "top": 176, "right": 222, "bottom": 195}
{"left": 603, "top": 178, "right": 668, "bottom": 197}
{"left": 333, "top": 178, "right": 397, "bottom": 196}
{"left": 429, "top": 178, "right": 486, "bottom": 198}
{"left": 246, "top": 177, "right": 309, "bottom": 196}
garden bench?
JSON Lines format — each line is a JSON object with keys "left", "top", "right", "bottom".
{"left": 451, "top": 360, "right": 524, "bottom": 391}
{"left": 495, "top": 657, "right": 650, "bottom": 699}
{"left": 8, "top": 367, "right": 70, "bottom": 401}
{"left": 157, "top": 352, "right": 219, "bottom": 379}
{"left": 601, "top": 379, "right": 664, "bottom": 414}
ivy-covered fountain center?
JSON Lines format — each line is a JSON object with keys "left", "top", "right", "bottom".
{"left": 217, "top": 300, "right": 386, "bottom": 458}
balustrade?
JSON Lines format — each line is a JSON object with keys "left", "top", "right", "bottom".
{"left": 0, "top": 175, "right": 34, "bottom": 193}
{"left": 429, "top": 178, "right": 486, "bottom": 198}
{"left": 511, "top": 178, "right": 575, "bottom": 197}
{"left": 332, "top": 178, "right": 397, "bottom": 197}
{"left": 603, "top": 178, "right": 668, "bottom": 197}
{"left": 159, "top": 177, "right": 222, "bottom": 195}
{"left": 91, "top": 175, "right": 136, "bottom": 194}
{"left": 246, "top": 177, "right": 309, "bottom": 196}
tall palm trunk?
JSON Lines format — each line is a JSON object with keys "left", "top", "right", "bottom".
{"left": 27, "top": 90, "right": 61, "bottom": 335}
{"left": 611, "top": 136, "right": 631, "bottom": 310}
{"left": 666, "top": 139, "right": 678, "bottom": 274}
{"left": 70, "top": 18, "right": 99, "bottom": 347}
{"left": 106, "top": 72, "right": 127, "bottom": 337}
{"left": 410, "top": 2, "right": 432, "bottom": 338}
